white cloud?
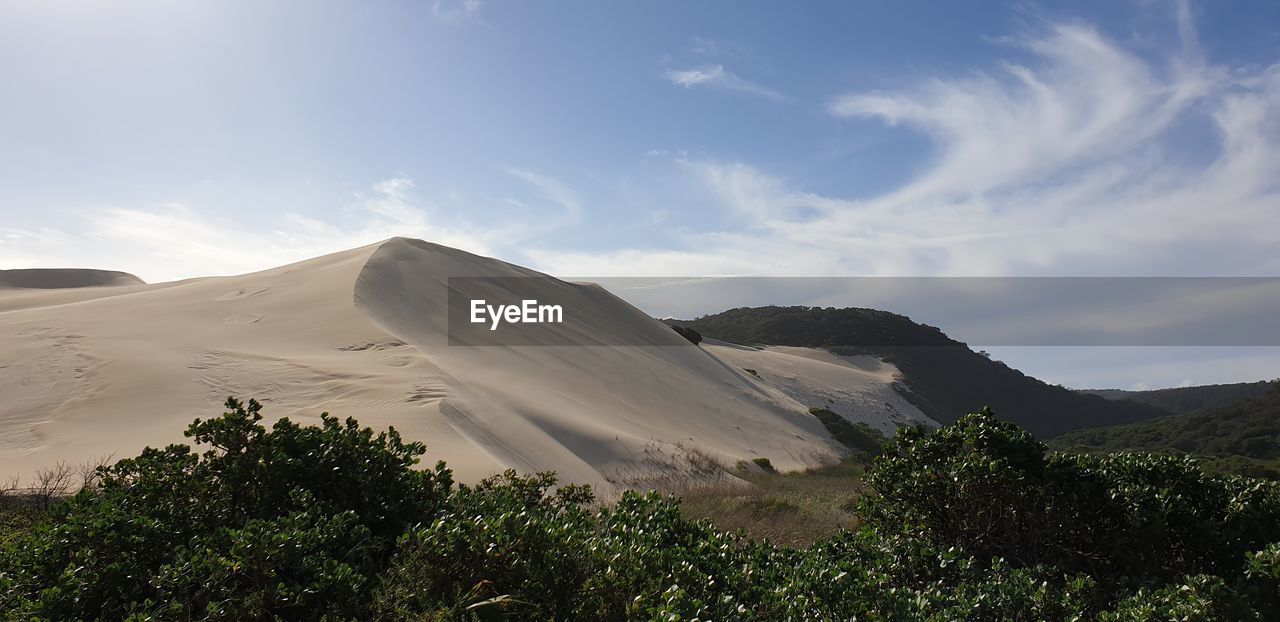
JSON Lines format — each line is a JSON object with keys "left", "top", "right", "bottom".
{"left": 663, "top": 64, "right": 786, "bottom": 101}
{"left": 545, "top": 13, "right": 1280, "bottom": 278}
{"left": 687, "top": 37, "right": 749, "bottom": 60}
{"left": 827, "top": 22, "right": 1216, "bottom": 201}
{"left": 646, "top": 209, "right": 669, "bottom": 225}
{"left": 363, "top": 176, "right": 426, "bottom": 226}
{"left": 431, "top": 0, "right": 482, "bottom": 22}
{"left": 0, "top": 175, "right": 548, "bottom": 283}
{"left": 0, "top": 168, "right": 597, "bottom": 283}
{"left": 507, "top": 168, "right": 583, "bottom": 224}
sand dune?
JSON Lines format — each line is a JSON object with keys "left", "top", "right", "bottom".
{"left": 0, "top": 238, "right": 930, "bottom": 491}
{"left": 703, "top": 341, "right": 935, "bottom": 434}
{"left": 0, "top": 268, "right": 144, "bottom": 290}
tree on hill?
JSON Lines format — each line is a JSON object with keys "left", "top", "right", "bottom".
{"left": 1079, "top": 380, "right": 1277, "bottom": 414}
{"left": 1051, "top": 382, "right": 1280, "bottom": 479}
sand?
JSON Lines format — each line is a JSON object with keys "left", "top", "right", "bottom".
{"left": 0, "top": 238, "right": 931, "bottom": 492}
{"left": 0, "top": 268, "right": 144, "bottom": 290}
{"left": 702, "top": 342, "right": 935, "bottom": 434}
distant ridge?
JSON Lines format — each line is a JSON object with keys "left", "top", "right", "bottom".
{"left": 1051, "top": 382, "right": 1280, "bottom": 478}
{"left": 0, "top": 268, "right": 144, "bottom": 290}
{"left": 1078, "top": 381, "right": 1276, "bottom": 414}
{"left": 672, "top": 305, "right": 1173, "bottom": 437}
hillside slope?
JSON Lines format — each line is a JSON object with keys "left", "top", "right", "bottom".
{"left": 1079, "top": 381, "right": 1275, "bottom": 414}
{"left": 1051, "top": 382, "right": 1280, "bottom": 460}
{"left": 674, "top": 306, "right": 1172, "bottom": 437}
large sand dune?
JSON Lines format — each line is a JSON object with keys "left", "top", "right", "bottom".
{"left": 0, "top": 238, "right": 930, "bottom": 491}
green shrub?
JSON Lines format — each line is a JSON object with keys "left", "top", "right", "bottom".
{"left": 670, "top": 324, "right": 702, "bottom": 345}
{"left": 751, "top": 456, "right": 776, "bottom": 473}
{"left": 0, "top": 397, "right": 452, "bottom": 620}
{"left": 4, "top": 400, "right": 1279, "bottom": 620}
{"left": 863, "top": 408, "right": 1280, "bottom": 597}
{"left": 1098, "top": 574, "right": 1252, "bottom": 622}
{"left": 0, "top": 500, "right": 45, "bottom": 550}
{"left": 1242, "top": 541, "right": 1280, "bottom": 612}
{"left": 372, "top": 471, "right": 595, "bottom": 620}
{"left": 809, "top": 407, "right": 887, "bottom": 455}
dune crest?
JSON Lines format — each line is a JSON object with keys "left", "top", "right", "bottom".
{"left": 0, "top": 238, "right": 929, "bottom": 490}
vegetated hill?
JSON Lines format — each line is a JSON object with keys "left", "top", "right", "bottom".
{"left": 1050, "top": 382, "right": 1280, "bottom": 473}
{"left": 0, "top": 268, "right": 144, "bottom": 289}
{"left": 672, "top": 306, "right": 1171, "bottom": 438}
{"left": 1079, "top": 380, "right": 1276, "bottom": 414}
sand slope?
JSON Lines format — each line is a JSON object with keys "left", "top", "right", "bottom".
{"left": 702, "top": 342, "right": 935, "bottom": 433}
{"left": 0, "top": 238, "right": 929, "bottom": 491}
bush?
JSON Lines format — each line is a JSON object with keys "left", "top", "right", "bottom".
{"left": 0, "top": 397, "right": 452, "bottom": 620}
{"left": 809, "top": 407, "right": 887, "bottom": 455}
{"left": 670, "top": 325, "right": 702, "bottom": 345}
{"left": 4, "top": 400, "right": 1279, "bottom": 619}
{"left": 372, "top": 471, "right": 595, "bottom": 620}
{"left": 863, "top": 408, "right": 1280, "bottom": 601}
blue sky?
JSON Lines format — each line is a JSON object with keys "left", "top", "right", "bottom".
{"left": 2, "top": 0, "right": 1279, "bottom": 388}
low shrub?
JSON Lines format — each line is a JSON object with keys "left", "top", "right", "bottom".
{"left": 0, "top": 397, "right": 452, "bottom": 620}
{"left": 809, "top": 407, "right": 887, "bottom": 456}
{"left": 863, "top": 408, "right": 1280, "bottom": 601}
{"left": 670, "top": 325, "right": 702, "bottom": 345}
{"left": 751, "top": 456, "right": 777, "bottom": 473}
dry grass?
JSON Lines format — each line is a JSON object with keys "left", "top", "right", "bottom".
{"left": 666, "top": 458, "right": 870, "bottom": 547}
{"left": 603, "top": 440, "right": 749, "bottom": 495}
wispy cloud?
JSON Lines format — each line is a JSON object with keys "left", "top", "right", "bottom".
{"left": 663, "top": 64, "right": 786, "bottom": 101}
{"left": 540, "top": 10, "right": 1280, "bottom": 278}
{"left": 0, "top": 174, "right": 571, "bottom": 283}
{"left": 507, "top": 168, "right": 583, "bottom": 224}
{"left": 827, "top": 22, "right": 1216, "bottom": 201}
{"left": 431, "top": 0, "right": 482, "bottom": 23}
{"left": 687, "top": 37, "right": 749, "bottom": 60}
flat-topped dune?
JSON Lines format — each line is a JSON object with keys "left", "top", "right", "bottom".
{"left": 0, "top": 268, "right": 144, "bottom": 290}
{"left": 0, "top": 238, "right": 930, "bottom": 491}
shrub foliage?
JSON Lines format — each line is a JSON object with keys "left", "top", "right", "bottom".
{"left": 669, "top": 324, "right": 702, "bottom": 345}
{"left": 809, "top": 407, "right": 886, "bottom": 456}
{"left": 2, "top": 399, "right": 1278, "bottom": 620}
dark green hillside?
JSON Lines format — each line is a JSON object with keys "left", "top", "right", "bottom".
{"left": 1080, "top": 380, "right": 1276, "bottom": 414}
{"left": 1051, "top": 383, "right": 1280, "bottom": 479}
{"left": 672, "top": 306, "right": 1170, "bottom": 438}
